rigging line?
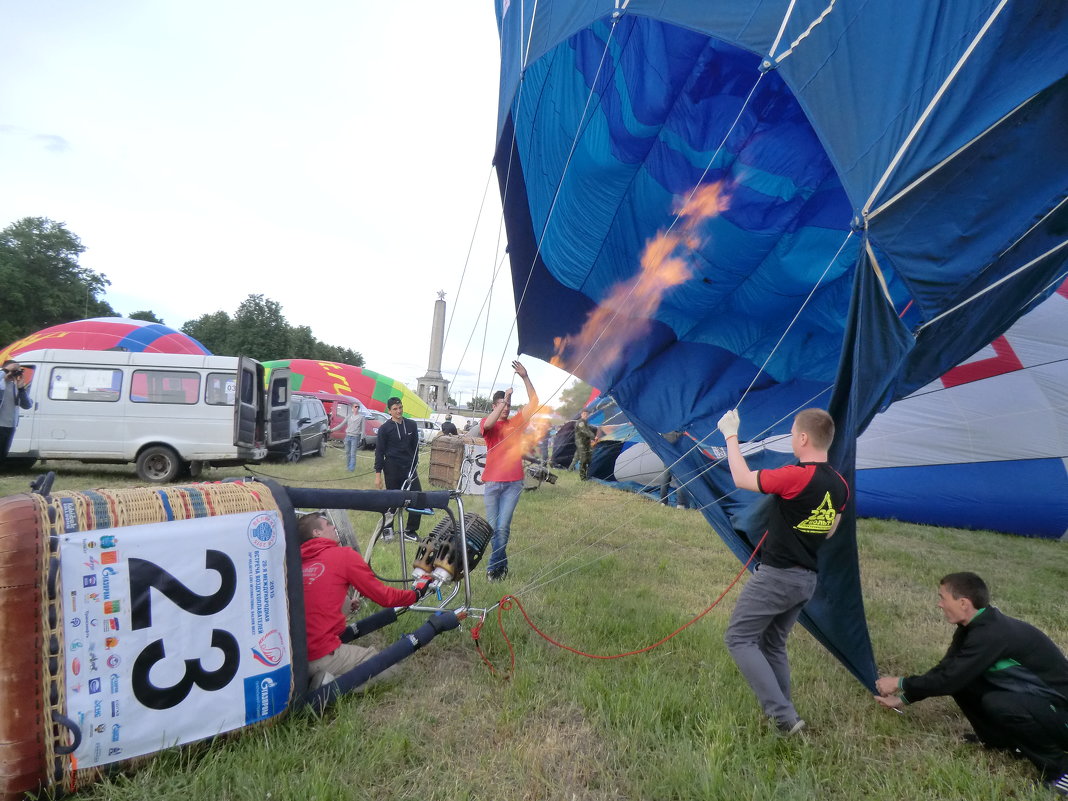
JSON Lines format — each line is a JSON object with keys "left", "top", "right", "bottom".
{"left": 916, "top": 239, "right": 1068, "bottom": 334}
{"left": 767, "top": 0, "right": 799, "bottom": 63}
{"left": 861, "top": 0, "right": 1011, "bottom": 217}
{"left": 736, "top": 231, "right": 853, "bottom": 407}
{"left": 475, "top": 259, "right": 496, "bottom": 408}
{"left": 448, "top": 250, "right": 510, "bottom": 393}
{"left": 1023, "top": 268, "right": 1068, "bottom": 309}
{"left": 444, "top": 164, "right": 497, "bottom": 348}
{"left": 999, "top": 195, "right": 1068, "bottom": 264}
{"left": 772, "top": 0, "right": 837, "bottom": 65}
{"left": 492, "top": 15, "right": 627, "bottom": 382}
{"left": 882, "top": 356, "right": 1068, "bottom": 404}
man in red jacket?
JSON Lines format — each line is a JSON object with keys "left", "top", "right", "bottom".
{"left": 299, "top": 512, "right": 425, "bottom": 688}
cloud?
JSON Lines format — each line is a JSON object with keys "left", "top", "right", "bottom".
{"left": 0, "top": 125, "right": 70, "bottom": 152}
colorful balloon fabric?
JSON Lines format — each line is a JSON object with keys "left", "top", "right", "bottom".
{"left": 262, "top": 359, "right": 432, "bottom": 418}
{"left": 0, "top": 317, "right": 211, "bottom": 362}
{"left": 494, "top": 3, "right": 1068, "bottom": 687}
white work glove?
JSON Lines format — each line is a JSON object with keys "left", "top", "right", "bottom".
{"left": 717, "top": 409, "right": 740, "bottom": 440}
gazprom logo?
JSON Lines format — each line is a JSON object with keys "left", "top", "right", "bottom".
{"left": 101, "top": 566, "right": 118, "bottom": 601}
{"left": 243, "top": 666, "right": 290, "bottom": 724}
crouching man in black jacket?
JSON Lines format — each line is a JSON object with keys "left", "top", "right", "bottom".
{"left": 876, "top": 572, "right": 1068, "bottom": 795}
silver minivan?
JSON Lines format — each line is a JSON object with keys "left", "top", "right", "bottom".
{"left": 8, "top": 349, "right": 291, "bottom": 482}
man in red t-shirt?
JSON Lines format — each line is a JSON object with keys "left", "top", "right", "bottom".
{"left": 479, "top": 360, "right": 539, "bottom": 582}
{"left": 717, "top": 407, "right": 850, "bottom": 736}
{"left": 299, "top": 513, "right": 427, "bottom": 688}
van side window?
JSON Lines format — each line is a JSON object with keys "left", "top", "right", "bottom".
{"left": 48, "top": 367, "right": 122, "bottom": 402}
{"left": 130, "top": 370, "right": 200, "bottom": 404}
{"left": 205, "top": 372, "right": 237, "bottom": 406}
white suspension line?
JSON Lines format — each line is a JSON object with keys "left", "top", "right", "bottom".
{"left": 444, "top": 164, "right": 498, "bottom": 348}
{"left": 861, "top": 0, "right": 1010, "bottom": 217}
{"left": 449, "top": 249, "right": 510, "bottom": 395}
{"left": 867, "top": 92, "right": 1041, "bottom": 222}
{"left": 770, "top": 0, "right": 837, "bottom": 66}
{"left": 737, "top": 230, "right": 854, "bottom": 405}
{"left": 766, "top": 0, "right": 800, "bottom": 66}
{"left": 998, "top": 193, "right": 1068, "bottom": 263}
{"left": 916, "top": 239, "right": 1068, "bottom": 333}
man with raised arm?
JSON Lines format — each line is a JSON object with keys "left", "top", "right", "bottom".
{"left": 480, "top": 360, "right": 538, "bottom": 582}
{"left": 717, "top": 407, "right": 850, "bottom": 735}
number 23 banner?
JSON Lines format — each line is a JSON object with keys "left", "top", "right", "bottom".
{"left": 60, "top": 510, "right": 292, "bottom": 769}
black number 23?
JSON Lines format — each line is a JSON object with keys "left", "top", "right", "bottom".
{"left": 127, "top": 550, "right": 240, "bottom": 710}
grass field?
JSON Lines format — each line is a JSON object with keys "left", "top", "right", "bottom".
{"left": 4, "top": 447, "right": 1066, "bottom": 801}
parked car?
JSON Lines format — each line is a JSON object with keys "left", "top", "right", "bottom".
{"left": 412, "top": 418, "right": 443, "bottom": 445}
{"left": 362, "top": 409, "right": 389, "bottom": 449}
{"left": 286, "top": 390, "right": 363, "bottom": 441}
{"left": 269, "top": 393, "right": 330, "bottom": 462}
{"left": 7, "top": 349, "right": 287, "bottom": 482}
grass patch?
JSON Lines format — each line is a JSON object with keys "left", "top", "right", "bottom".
{"left": 3, "top": 451, "right": 1065, "bottom": 800}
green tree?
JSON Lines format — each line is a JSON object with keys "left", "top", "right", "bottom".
{"left": 0, "top": 217, "right": 116, "bottom": 344}
{"left": 179, "top": 295, "right": 365, "bottom": 364}
{"left": 128, "top": 310, "right": 164, "bottom": 324}
{"left": 467, "top": 395, "right": 492, "bottom": 412}
{"left": 555, "top": 379, "right": 594, "bottom": 419}
{"left": 181, "top": 311, "right": 233, "bottom": 354}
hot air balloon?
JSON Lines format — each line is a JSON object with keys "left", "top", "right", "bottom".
{"left": 262, "top": 359, "right": 433, "bottom": 419}
{"left": 0, "top": 317, "right": 211, "bottom": 362}
{"left": 494, "top": 2, "right": 1068, "bottom": 686}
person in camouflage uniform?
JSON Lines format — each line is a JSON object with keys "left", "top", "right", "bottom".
{"left": 571, "top": 409, "right": 599, "bottom": 480}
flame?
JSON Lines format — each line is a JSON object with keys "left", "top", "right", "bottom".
{"left": 550, "top": 182, "right": 729, "bottom": 374}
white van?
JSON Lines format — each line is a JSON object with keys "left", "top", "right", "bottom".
{"left": 8, "top": 349, "right": 291, "bottom": 482}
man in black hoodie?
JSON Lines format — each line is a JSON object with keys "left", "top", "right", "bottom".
{"left": 373, "top": 397, "right": 423, "bottom": 541}
{"left": 876, "top": 572, "right": 1068, "bottom": 794}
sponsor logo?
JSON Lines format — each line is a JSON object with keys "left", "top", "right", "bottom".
{"left": 107, "top": 747, "right": 122, "bottom": 756}
{"left": 82, "top": 575, "right": 97, "bottom": 588}
{"left": 72, "top": 658, "right": 81, "bottom": 676}
{"left": 70, "top": 616, "right": 82, "bottom": 629}
{"left": 86, "top": 592, "right": 100, "bottom": 602}
{"left": 70, "top": 640, "right": 83, "bottom": 651}
{"left": 105, "top": 637, "right": 118, "bottom": 650}
{"left": 110, "top": 700, "right": 120, "bottom": 717}
{"left": 88, "top": 651, "right": 100, "bottom": 673}
{"left": 106, "top": 654, "right": 120, "bottom": 669}
{"left": 103, "top": 600, "right": 120, "bottom": 614}
{"left": 302, "top": 562, "right": 325, "bottom": 583}
{"left": 247, "top": 513, "right": 278, "bottom": 550}
{"left": 100, "top": 550, "right": 119, "bottom": 565}
{"left": 93, "top": 701, "right": 103, "bottom": 718}
{"left": 242, "top": 666, "right": 291, "bottom": 724}
{"left": 99, "top": 535, "right": 117, "bottom": 548}
{"left": 251, "top": 630, "right": 286, "bottom": 667}
{"left": 111, "top": 724, "right": 121, "bottom": 742}
{"left": 109, "top": 674, "right": 120, "bottom": 693}
{"left": 88, "top": 678, "right": 101, "bottom": 694}
{"left": 101, "top": 566, "right": 118, "bottom": 600}
{"left": 84, "top": 556, "right": 99, "bottom": 570}
{"left": 258, "top": 677, "right": 278, "bottom": 718}
{"left": 93, "top": 723, "right": 106, "bottom": 734}
{"left": 60, "top": 498, "right": 78, "bottom": 532}
{"left": 71, "top": 684, "right": 83, "bottom": 694}
{"left": 105, "top": 617, "right": 121, "bottom": 631}
{"left": 69, "top": 590, "right": 79, "bottom": 612}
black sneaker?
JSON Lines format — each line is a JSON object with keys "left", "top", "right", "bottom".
{"left": 776, "top": 719, "right": 806, "bottom": 737}
{"left": 486, "top": 569, "right": 508, "bottom": 583}
{"left": 403, "top": 531, "right": 420, "bottom": 543}
{"left": 1048, "top": 774, "right": 1068, "bottom": 796}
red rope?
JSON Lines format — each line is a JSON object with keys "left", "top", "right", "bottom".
{"left": 472, "top": 532, "right": 767, "bottom": 678}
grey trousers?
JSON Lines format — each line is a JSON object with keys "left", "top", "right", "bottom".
{"left": 724, "top": 563, "right": 818, "bottom": 726}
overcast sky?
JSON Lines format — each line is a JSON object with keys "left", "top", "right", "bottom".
{"left": 0, "top": 1, "right": 576, "bottom": 408}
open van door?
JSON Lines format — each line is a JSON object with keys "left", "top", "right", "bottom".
{"left": 266, "top": 367, "right": 291, "bottom": 447}
{"left": 234, "top": 357, "right": 262, "bottom": 449}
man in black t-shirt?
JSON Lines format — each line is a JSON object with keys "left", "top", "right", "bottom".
{"left": 718, "top": 407, "right": 850, "bottom": 735}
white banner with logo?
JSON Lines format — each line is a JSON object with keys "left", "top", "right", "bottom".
{"left": 59, "top": 509, "right": 292, "bottom": 769}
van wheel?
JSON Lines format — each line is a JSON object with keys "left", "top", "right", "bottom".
{"left": 137, "top": 446, "right": 181, "bottom": 483}
{"left": 285, "top": 439, "right": 302, "bottom": 463}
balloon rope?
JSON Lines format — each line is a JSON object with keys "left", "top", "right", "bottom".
{"left": 472, "top": 531, "right": 768, "bottom": 679}
{"left": 444, "top": 163, "right": 496, "bottom": 347}
{"left": 736, "top": 230, "right": 853, "bottom": 407}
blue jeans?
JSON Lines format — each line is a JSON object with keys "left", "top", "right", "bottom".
{"left": 344, "top": 434, "right": 361, "bottom": 471}
{"left": 484, "top": 480, "right": 523, "bottom": 574}
{"left": 724, "top": 563, "right": 818, "bottom": 726}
